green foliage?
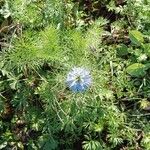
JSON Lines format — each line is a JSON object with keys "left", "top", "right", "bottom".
{"left": 129, "top": 30, "right": 144, "bottom": 46}
{"left": 117, "top": 44, "right": 129, "bottom": 56}
{"left": 83, "top": 139, "right": 102, "bottom": 150}
{"left": 1, "top": 26, "right": 62, "bottom": 73}
{"left": 0, "top": 0, "right": 150, "bottom": 150}
{"left": 126, "top": 63, "right": 147, "bottom": 77}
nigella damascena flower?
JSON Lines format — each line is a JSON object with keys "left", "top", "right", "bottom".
{"left": 66, "top": 67, "right": 92, "bottom": 92}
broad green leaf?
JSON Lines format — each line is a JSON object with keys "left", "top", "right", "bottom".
{"left": 129, "top": 30, "right": 144, "bottom": 46}
{"left": 144, "top": 43, "right": 150, "bottom": 56}
{"left": 116, "top": 44, "right": 128, "bottom": 56}
{"left": 145, "top": 63, "right": 150, "bottom": 70}
{"left": 40, "top": 136, "right": 58, "bottom": 150}
{"left": 126, "top": 63, "right": 146, "bottom": 77}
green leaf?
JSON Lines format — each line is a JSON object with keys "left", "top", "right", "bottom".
{"left": 145, "top": 63, "right": 150, "bottom": 70}
{"left": 83, "top": 140, "right": 103, "bottom": 150}
{"left": 117, "top": 44, "right": 128, "bottom": 56}
{"left": 144, "top": 43, "right": 150, "bottom": 56}
{"left": 40, "top": 136, "right": 58, "bottom": 150}
{"left": 126, "top": 63, "right": 146, "bottom": 77}
{"left": 129, "top": 30, "right": 144, "bottom": 46}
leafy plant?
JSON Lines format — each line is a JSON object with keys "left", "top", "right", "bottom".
{"left": 0, "top": 0, "right": 150, "bottom": 150}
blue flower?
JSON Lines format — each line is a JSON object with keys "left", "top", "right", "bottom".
{"left": 66, "top": 67, "right": 92, "bottom": 92}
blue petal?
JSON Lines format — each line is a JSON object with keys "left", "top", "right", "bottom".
{"left": 66, "top": 67, "right": 92, "bottom": 92}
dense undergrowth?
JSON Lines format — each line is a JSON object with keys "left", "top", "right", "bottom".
{"left": 0, "top": 0, "right": 150, "bottom": 149}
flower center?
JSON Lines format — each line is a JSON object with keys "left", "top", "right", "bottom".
{"left": 76, "top": 76, "right": 81, "bottom": 82}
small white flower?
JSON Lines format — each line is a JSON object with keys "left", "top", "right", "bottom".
{"left": 138, "top": 54, "right": 147, "bottom": 62}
